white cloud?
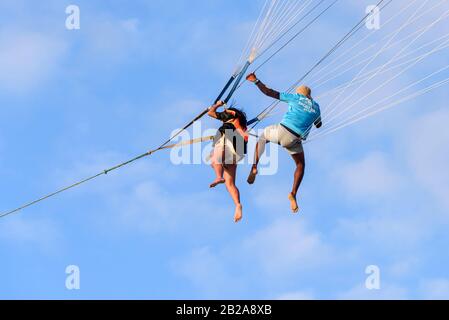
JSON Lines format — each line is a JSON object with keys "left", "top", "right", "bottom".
{"left": 276, "top": 291, "right": 315, "bottom": 300}
{"left": 388, "top": 258, "right": 420, "bottom": 278}
{"left": 83, "top": 16, "right": 142, "bottom": 63}
{"left": 337, "top": 283, "right": 408, "bottom": 300}
{"left": 121, "top": 18, "right": 139, "bottom": 32}
{"left": 174, "top": 218, "right": 337, "bottom": 298}
{"left": 173, "top": 247, "right": 245, "bottom": 298}
{"left": 336, "top": 215, "right": 429, "bottom": 252}
{"left": 0, "top": 0, "right": 27, "bottom": 13}
{"left": 420, "top": 278, "right": 449, "bottom": 300}
{"left": 251, "top": 185, "right": 289, "bottom": 212}
{"left": 0, "top": 30, "right": 67, "bottom": 93}
{"left": 51, "top": 149, "right": 232, "bottom": 235}
{"left": 404, "top": 108, "right": 449, "bottom": 212}
{"left": 0, "top": 216, "right": 62, "bottom": 252}
{"left": 241, "top": 219, "right": 334, "bottom": 277}
{"left": 334, "top": 151, "right": 402, "bottom": 199}
{"left": 156, "top": 99, "right": 209, "bottom": 131}
{"left": 113, "top": 180, "right": 235, "bottom": 235}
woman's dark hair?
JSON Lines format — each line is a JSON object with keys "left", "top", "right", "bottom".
{"left": 227, "top": 107, "right": 247, "bottom": 128}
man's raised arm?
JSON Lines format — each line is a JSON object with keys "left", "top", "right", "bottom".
{"left": 246, "top": 73, "right": 280, "bottom": 100}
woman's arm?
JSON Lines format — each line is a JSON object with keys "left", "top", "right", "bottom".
{"left": 207, "top": 100, "right": 225, "bottom": 119}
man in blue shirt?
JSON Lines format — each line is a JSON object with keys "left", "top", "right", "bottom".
{"left": 246, "top": 72, "right": 322, "bottom": 213}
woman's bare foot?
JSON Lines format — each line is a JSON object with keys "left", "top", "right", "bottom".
{"left": 234, "top": 204, "right": 243, "bottom": 223}
{"left": 247, "top": 166, "right": 258, "bottom": 184}
{"left": 209, "top": 178, "right": 225, "bottom": 188}
{"left": 288, "top": 193, "right": 299, "bottom": 214}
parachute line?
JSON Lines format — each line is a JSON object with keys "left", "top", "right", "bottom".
{"left": 0, "top": 136, "right": 215, "bottom": 219}
{"left": 323, "top": 0, "right": 440, "bottom": 121}
{"left": 320, "top": 5, "right": 449, "bottom": 130}
{"left": 248, "top": 0, "right": 391, "bottom": 129}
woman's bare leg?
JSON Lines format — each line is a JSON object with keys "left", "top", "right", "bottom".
{"left": 223, "top": 164, "right": 243, "bottom": 222}
{"left": 210, "top": 149, "right": 225, "bottom": 188}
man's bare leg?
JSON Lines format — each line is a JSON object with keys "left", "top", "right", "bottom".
{"left": 247, "top": 137, "right": 267, "bottom": 184}
{"left": 289, "top": 152, "right": 305, "bottom": 213}
{"left": 224, "top": 164, "right": 243, "bottom": 223}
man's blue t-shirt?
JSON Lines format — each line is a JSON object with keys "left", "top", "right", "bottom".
{"left": 280, "top": 92, "right": 321, "bottom": 140}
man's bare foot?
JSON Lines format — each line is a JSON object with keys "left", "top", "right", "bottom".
{"left": 209, "top": 178, "right": 225, "bottom": 188}
{"left": 247, "top": 166, "right": 258, "bottom": 184}
{"left": 234, "top": 204, "right": 243, "bottom": 223}
{"left": 288, "top": 193, "right": 299, "bottom": 214}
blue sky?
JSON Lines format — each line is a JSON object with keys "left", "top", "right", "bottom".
{"left": 1, "top": 0, "right": 449, "bottom": 299}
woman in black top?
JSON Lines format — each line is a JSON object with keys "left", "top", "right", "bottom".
{"left": 207, "top": 100, "right": 248, "bottom": 223}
